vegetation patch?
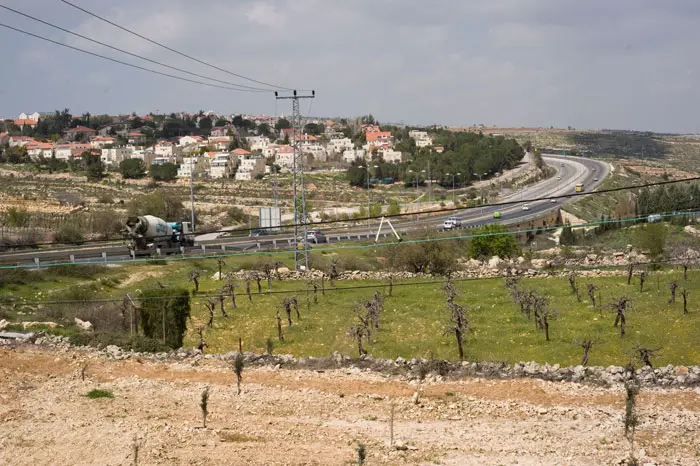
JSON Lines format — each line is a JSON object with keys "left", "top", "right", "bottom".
{"left": 86, "top": 389, "right": 114, "bottom": 399}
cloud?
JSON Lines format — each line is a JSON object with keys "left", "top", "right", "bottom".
{"left": 1, "top": 0, "right": 700, "bottom": 132}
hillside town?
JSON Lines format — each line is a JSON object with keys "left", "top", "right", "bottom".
{"left": 0, "top": 111, "right": 441, "bottom": 182}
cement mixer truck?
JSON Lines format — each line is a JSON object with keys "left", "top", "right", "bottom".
{"left": 123, "top": 215, "right": 195, "bottom": 252}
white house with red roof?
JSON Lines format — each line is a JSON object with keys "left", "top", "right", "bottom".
{"left": 274, "top": 145, "right": 295, "bottom": 170}
{"left": 90, "top": 136, "right": 116, "bottom": 148}
{"left": 14, "top": 118, "right": 38, "bottom": 130}
{"left": 178, "top": 135, "right": 204, "bottom": 146}
{"left": 128, "top": 131, "right": 147, "bottom": 145}
{"left": 208, "top": 137, "right": 231, "bottom": 151}
{"left": 8, "top": 136, "right": 36, "bottom": 147}
{"left": 210, "top": 125, "right": 234, "bottom": 138}
{"left": 64, "top": 125, "right": 97, "bottom": 141}
{"left": 279, "top": 128, "right": 294, "bottom": 140}
{"left": 27, "top": 142, "right": 55, "bottom": 160}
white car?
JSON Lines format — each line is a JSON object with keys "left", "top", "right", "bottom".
{"left": 557, "top": 176, "right": 561, "bottom": 180}
{"left": 442, "top": 220, "right": 455, "bottom": 231}
{"left": 550, "top": 198, "right": 557, "bottom": 203}
{"left": 522, "top": 204, "right": 530, "bottom": 211}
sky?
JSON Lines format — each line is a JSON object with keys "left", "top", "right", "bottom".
{"left": 1, "top": 0, "right": 700, "bottom": 133}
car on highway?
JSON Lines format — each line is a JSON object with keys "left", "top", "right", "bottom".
{"left": 441, "top": 220, "right": 455, "bottom": 231}
{"left": 550, "top": 198, "right": 557, "bottom": 203}
{"left": 493, "top": 211, "right": 501, "bottom": 218}
{"left": 522, "top": 204, "right": 530, "bottom": 211}
{"left": 594, "top": 177, "right": 599, "bottom": 181}
{"left": 306, "top": 229, "right": 327, "bottom": 243}
{"left": 447, "top": 216, "right": 462, "bottom": 227}
{"left": 251, "top": 229, "right": 272, "bottom": 237}
{"left": 557, "top": 176, "right": 561, "bottom": 180}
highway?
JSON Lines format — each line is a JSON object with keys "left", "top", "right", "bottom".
{"left": 0, "top": 155, "right": 609, "bottom": 267}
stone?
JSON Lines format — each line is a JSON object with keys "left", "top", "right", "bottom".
{"left": 22, "top": 321, "right": 60, "bottom": 329}
{"left": 0, "top": 319, "right": 9, "bottom": 331}
{"left": 675, "top": 366, "right": 689, "bottom": 376}
{"left": 74, "top": 318, "right": 93, "bottom": 331}
{"left": 488, "top": 256, "right": 502, "bottom": 268}
{"left": 394, "top": 440, "right": 408, "bottom": 451}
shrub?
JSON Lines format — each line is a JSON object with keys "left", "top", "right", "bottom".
{"left": 5, "top": 207, "right": 30, "bottom": 227}
{"left": 226, "top": 206, "right": 247, "bottom": 224}
{"left": 53, "top": 225, "right": 85, "bottom": 244}
{"left": 139, "top": 287, "right": 191, "bottom": 348}
{"left": 86, "top": 389, "right": 114, "bottom": 399}
{"left": 467, "top": 224, "right": 520, "bottom": 259}
{"left": 386, "top": 230, "right": 459, "bottom": 275}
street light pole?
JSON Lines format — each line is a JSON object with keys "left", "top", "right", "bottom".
{"left": 473, "top": 172, "right": 487, "bottom": 214}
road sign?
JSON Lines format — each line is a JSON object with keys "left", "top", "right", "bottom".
{"left": 259, "top": 207, "right": 281, "bottom": 231}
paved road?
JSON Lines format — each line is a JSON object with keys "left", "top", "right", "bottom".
{"left": 0, "top": 155, "right": 608, "bottom": 267}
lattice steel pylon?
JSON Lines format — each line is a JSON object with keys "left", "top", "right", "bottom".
{"left": 275, "top": 90, "right": 315, "bottom": 271}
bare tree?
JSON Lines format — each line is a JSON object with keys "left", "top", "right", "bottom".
{"left": 329, "top": 260, "right": 339, "bottom": 286}
{"left": 634, "top": 345, "right": 661, "bottom": 368}
{"left": 245, "top": 276, "right": 252, "bottom": 302}
{"left": 681, "top": 288, "right": 689, "bottom": 314}
{"left": 224, "top": 276, "right": 238, "bottom": 309}
{"left": 321, "top": 275, "right": 326, "bottom": 296}
{"left": 624, "top": 371, "right": 640, "bottom": 465}
{"left": 610, "top": 296, "right": 631, "bottom": 337}
{"left": 627, "top": 262, "right": 634, "bottom": 285}
{"left": 668, "top": 281, "right": 678, "bottom": 304}
{"left": 576, "top": 339, "right": 595, "bottom": 366}
{"left": 276, "top": 310, "right": 284, "bottom": 341}
{"left": 639, "top": 271, "right": 647, "bottom": 292}
{"left": 204, "top": 299, "right": 217, "bottom": 328}
{"left": 388, "top": 276, "right": 393, "bottom": 297}
{"left": 292, "top": 296, "right": 300, "bottom": 321}
{"left": 200, "top": 387, "right": 209, "bottom": 428}
{"left": 188, "top": 270, "right": 200, "bottom": 294}
{"left": 531, "top": 291, "right": 550, "bottom": 331}
{"left": 587, "top": 283, "right": 599, "bottom": 309}
{"left": 283, "top": 297, "right": 294, "bottom": 326}
{"left": 216, "top": 258, "right": 226, "bottom": 281}
{"left": 253, "top": 271, "right": 262, "bottom": 293}
{"left": 217, "top": 290, "right": 228, "bottom": 318}
{"left": 262, "top": 262, "right": 273, "bottom": 290}
{"left": 540, "top": 306, "right": 558, "bottom": 342}
{"left": 369, "top": 291, "right": 384, "bottom": 330}
{"left": 273, "top": 261, "right": 283, "bottom": 281}
{"left": 233, "top": 352, "right": 244, "bottom": 395}
{"left": 443, "top": 280, "right": 468, "bottom": 361}
{"left": 567, "top": 272, "right": 581, "bottom": 302}
{"left": 196, "top": 326, "right": 208, "bottom": 354}
{"left": 349, "top": 323, "right": 368, "bottom": 356}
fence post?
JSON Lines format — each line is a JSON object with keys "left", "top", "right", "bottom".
{"left": 34, "top": 257, "right": 40, "bottom": 267}
{"left": 102, "top": 252, "right": 107, "bottom": 263}
{"left": 70, "top": 254, "right": 75, "bottom": 263}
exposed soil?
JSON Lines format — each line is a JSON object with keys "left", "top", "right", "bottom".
{"left": 0, "top": 346, "right": 698, "bottom": 465}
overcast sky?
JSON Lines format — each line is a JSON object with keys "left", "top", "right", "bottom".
{"left": 1, "top": 0, "right": 699, "bottom": 132}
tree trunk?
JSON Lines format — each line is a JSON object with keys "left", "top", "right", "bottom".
{"left": 231, "top": 292, "right": 236, "bottom": 309}
{"left": 455, "top": 328, "right": 464, "bottom": 361}
{"left": 321, "top": 276, "right": 326, "bottom": 296}
{"left": 544, "top": 317, "right": 550, "bottom": 341}
{"left": 285, "top": 305, "right": 292, "bottom": 326}
{"left": 683, "top": 292, "right": 688, "bottom": 314}
{"left": 246, "top": 282, "right": 251, "bottom": 302}
{"left": 193, "top": 279, "right": 199, "bottom": 294}
{"left": 358, "top": 334, "right": 366, "bottom": 356}
{"left": 627, "top": 264, "right": 633, "bottom": 285}
{"left": 388, "top": 278, "right": 393, "bottom": 297}
{"left": 581, "top": 346, "right": 590, "bottom": 366}
{"left": 684, "top": 264, "right": 688, "bottom": 280}
{"left": 620, "top": 314, "right": 626, "bottom": 337}
{"left": 256, "top": 278, "right": 262, "bottom": 293}
{"left": 277, "top": 315, "right": 284, "bottom": 341}
{"left": 614, "top": 311, "right": 621, "bottom": 327}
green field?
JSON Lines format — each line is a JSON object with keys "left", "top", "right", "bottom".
{"left": 3, "top": 256, "right": 697, "bottom": 367}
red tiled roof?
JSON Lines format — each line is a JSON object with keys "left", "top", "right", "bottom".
{"left": 14, "top": 119, "right": 38, "bottom": 126}
{"left": 366, "top": 131, "right": 392, "bottom": 142}
{"left": 66, "top": 125, "right": 96, "bottom": 133}
{"left": 281, "top": 128, "right": 294, "bottom": 135}
{"left": 232, "top": 148, "right": 251, "bottom": 155}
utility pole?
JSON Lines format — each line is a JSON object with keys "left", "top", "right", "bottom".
{"left": 189, "top": 158, "right": 196, "bottom": 231}
{"left": 275, "top": 90, "right": 315, "bottom": 271}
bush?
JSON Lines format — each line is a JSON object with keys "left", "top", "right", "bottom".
{"left": 226, "top": 206, "right": 247, "bottom": 224}
{"left": 45, "top": 264, "right": 106, "bottom": 279}
{"left": 149, "top": 162, "right": 178, "bottom": 182}
{"left": 467, "top": 224, "right": 520, "bottom": 259}
{"left": 127, "top": 191, "right": 185, "bottom": 221}
{"left": 119, "top": 158, "right": 147, "bottom": 179}
{"left": 386, "top": 230, "right": 459, "bottom": 275}
{"left": 139, "top": 287, "right": 191, "bottom": 348}
{"left": 86, "top": 389, "right": 114, "bottom": 399}
{"left": 5, "top": 207, "right": 30, "bottom": 227}
{"left": 635, "top": 223, "right": 667, "bottom": 260}
{"left": 53, "top": 225, "right": 85, "bottom": 244}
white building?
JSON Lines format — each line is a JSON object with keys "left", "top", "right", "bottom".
{"left": 131, "top": 150, "right": 156, "bottom": 168}
{"left": 177, "top": 156, "right": 209, "bottom": 179}
{"left": 209, "top": 153, "right": 236, "bottom": 179}
{"left": 235, "top": 155, "right": 265, "bottom": 181}
{"left": 90, "top": 136, "right": 116, "bottom": 149}
{"left": 101, "top": 146, "right": 133, "bottom": 167}
{"left": 154, "top": 142, "right": 183, "bottom": 160}
{"left": 342, "top": 149, "right": 367, "bottom": 163}
{"left": 246, "top": 136, "right": 270, "bottom": 152}
{"left": 27, "top": 142, "right": 54, "bottom": 160}
{"left": 18, "top": 112, "right": 41, "bottom": 121}
{"left": 178, "top": 135, "right": 204, "bottom": 146}
{"left": 275, "top": 145, "right": 296, "bottom": 170}
{"left": 409, "top": 130, "right": 433, "bottom": 148}
{"left": 381, "top": 149, "right": 403, "bottom": 163}
{"left": 328, "top": 137, "right": 354, "bottom": 154}
{"left": 54, "top": 145, "right": 74, "bottom": 161}
{"left": 302, "top": 145, "right": 328, "bottom": 162}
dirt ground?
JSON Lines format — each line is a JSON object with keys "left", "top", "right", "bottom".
{"left": 0, "top": 346, "right": 698, "bottom": 466}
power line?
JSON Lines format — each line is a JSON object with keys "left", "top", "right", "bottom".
{"left": 2, "top": 174, "right": 698, "bottom": 249}
{"left": 1, "top": 210, "right": 696, "bottom": 269}
{"left": 0, "top": 22, "right": 270, "bottom": 93}
{"left": 1, "top": 257, "right": 690, "bottom": 307}
{"left": 59, "top": 0, "right": 297, "bottom": 91}
{"left": 0, "top": 4, "right": 272, "bottom": 92}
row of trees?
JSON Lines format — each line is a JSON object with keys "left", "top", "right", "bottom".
{"left": 636, "top": 183, "right": 700, "bottom": 217}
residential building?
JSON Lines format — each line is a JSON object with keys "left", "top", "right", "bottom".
{"left": 152, "top": 156, "right": 175, "bottom": 166}
{"left": 18, "top": 112, "right": 41, "bottom": 122}
{"left": 208, "top": 137, "right": 231, "bottom": 151}
{"left": 235, "top": 155, "right": 265, "bottom": 181}
{"left": 55, "top": 143, "right": 91, "bottom": 161}
{"left": 101, "top": 146, "right": 133, "bottom": 167}
{"left": 177, "top": 156, "right": 209, "bottom": 179}
{"left": 8, "top": 136, "right": 36, "bottom": 147}
{"left": 434, "top": 146, "right": 445, "bottom": 153}
{"left": 328, "top": 137, "right": 354, "bottom": 154}
{"left": 128, "top": 131, "right": 148, "bottom": 145}
{"left": 179, "top": 135, "right": 204, "bottom": 146}
{"left": 275, "top": 145, "right": 295, "bottom": 170}
{"left": 64, "top": 125, "right": 97, "bottom": 141}
{"left": 232, "top": 148, "right": 252, "bottom": 158}
{"left": 131, "top": 150, "right": 156, "bottom": 168}
{"left": 279, "top": 128, "right": 294, "bottom": 140}
{"left": 263, "top": 144, "right": 280, "bottom": 159}
{"left": 302, "top": 144, "right": 328, "bottom": 162}
{"left": 209, "top": 152, "right": 236, "bottom": 179}
{"left": 154, "top": 141, "right": 184, "bottom": 160}
{"left": 366, "top": 131, "right": 393, "bottom": 147}
{"left": 362, "top": 124, "right": 381, "bottom": 133}
{"left": 409, "top": 130, "right": 433, "bottom": 148}
{"left": 342, "top": 149, "right": 367, "bottom": 163}
{"left": 14, "top": 118, "right": 38, "bottom": 130}
{"left": 415, "top": 137, "right": 433, "bottom": 148}
{"left": 380, "top": 149, "right": 403, "bottom": 163}
{"left": 246, "top": 135, "right": 270, "bottom": 152}
{"left": 90, "top": 136, "right": 116, "bottom": 148}
{"left": 210, "top": 125, "right": 234, "bottom": 137}
{"left": 27, "top": 142, "right": 55, "bottom": 161}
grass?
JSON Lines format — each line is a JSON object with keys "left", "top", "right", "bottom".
{"left": 86, "top": 389, "right": 114, "bottom": 399}
{"left": 3, "top": 241, "right": 700, "bottom": 367}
